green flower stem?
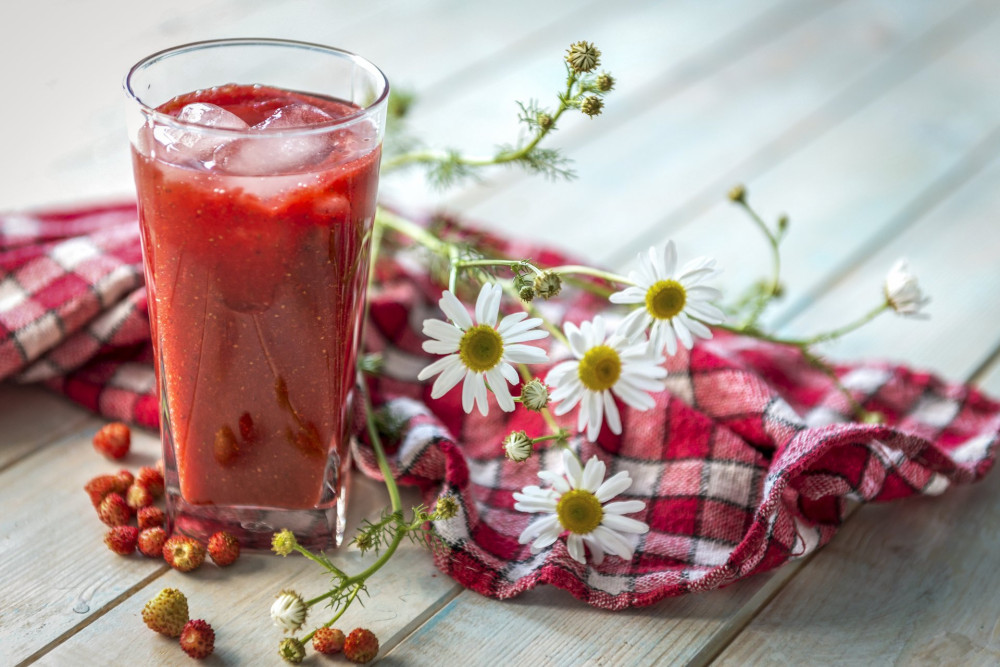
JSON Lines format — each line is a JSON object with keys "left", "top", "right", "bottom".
{"left": 382, "top": 73, "right": 578, "bottom": 173}
{"left": 500, "top": 283, "right": 569, "bottom": 347}
{"left": 301, "top": 584, "right": 363, "bottom": 643}
{"left": 735, "top": 199, "right": 782, "bottom": 327}
{"left": 719, "top": 302, "right": 889, "bottom": 347}
{"left": 547, "top": 264, "right": 631, "bottom": 286}
{"left": 532, "top": 432, "right": 568, "bottom": 444}
{"left": 375, "top": 207, "right": 449, "bottom": 255}
{"left": 454, "top": 258, "right": 545, "bottom": 276}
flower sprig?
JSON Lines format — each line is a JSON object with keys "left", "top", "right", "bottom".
{"left": 381, "top": 40, "right": 615, "bottom": 187}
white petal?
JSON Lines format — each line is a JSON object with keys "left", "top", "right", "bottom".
{"left": 474, "top": 283, "right": 492, "bottom": 325}
{"left": 500, "top": 362, "right": 521, "bottom": 385}
{"left": 422, "top": 318, "right": 463, "bottom": 344}
{"left": 518, "top": 513, "right": 560, "bottom": 543}
{"left": 429, "top": 359, "right": 467, "bottom": 398}
{"left": 565, "top": 322, "right": 588, "bottom": 358}
{"left": 440, "top": 291, "right": 473, "bottom": 330}
{"left": 581, "top": 456, "right": 606, "bottom": 493}
{"left": 461, "top": 370, "right": 476, "bottom": 413}
{"left": 684, "top": 301, "right": 726, "bottom": 324}
{"left": 602, "top": 514, "right": 650, "bottom": 534}
{"left": 538, "top": 470, "right": 571, "bottom": 494}
{"left": 603, "top": 500, "right": 646, "bottom": 515}
{"left": 589, "top": 316, "right": 608, "bottom": 346}
{"left": 563, "top": 449, "right": 584, "bottom": 489}
{"left": 514, "top": 497, "right": 559, "bottom": 513}
{"left": 619, "top": 308, "right": 652, "bottom": 341}
{"left": 582, "top": 534, "right": 605, "bottom": 565}
{"left": 611, "top": 381, "right": 657, "bottom": 411}
{"left": 484, "top": 283, "right": 502, "bottom": 327}
{"left": 546, "top": 360, "right": 579, "bottom": 388}
{"left": 567, "top": 533, "right": 586, "bottom": 564}
{"left": 678, "top": 311, "right": 713, "bottom": 340}
{"left": 505, "top": 328, "right": 549, "bottom": 344}
{"left": 596, "top": 471, "right": 633, "bottom": 502}
{"left": 685, "top": 285, "right": 723, "bottom": 301}
{"left": 672, "top": 316, "right": 694, "bottom": 349}
{"left": 486, "top": 367, "right": 515, "bottom": 412}
{"left": 603, "top": 391, "right": 622, "bottom": 435}
{"left": 585, "top": 390, "right": 604, "bottom": 442}
{"left": 552, "top": 384, "right": 584, "bottom": 415}
{"left": 503, "top": 344, "right": 548, "bottom": 364}
{"left": 608, "top": 287, "right": 646, "bottom": 304}
{"left": 418, "top": 354, "right": 459, "bottom": 381}
{"left": 423, "top": 339, "right": 462, "bottom": 355}
{"left": 472, "top": 372, "right": 490, "bottom": 416}
{"left": 531, "top": 527, "right": 562, "bottom": 552}
{"left": 499, "top": 315, "right": 543, "bottom": 338}
{"left": 660, "top": 321, "right": 678, "bottom": 356}
{"left": 592, "top": 525, "right": 635, "bottom": 560}
{"left": 661, "top": 241, "right": 677, "bottom": 278}
{"left": 638, "top": 251, "right": 656, "bottom": 283}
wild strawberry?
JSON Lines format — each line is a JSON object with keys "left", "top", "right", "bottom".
{"left": 138, "top": 527, "right": 168, "bottom": 558}
{"left": 163, "top": 536, "right": 206, "bottom": 572}
{"left": 343, "top": 628, "right": 379, "bottom": 664}
{"left": 98, "top": 492, "right": 133, "bottom": 527}
{"left": 126, "top": 483, "right": 154, "bottom": 510}
{"left": 93, "top": 422, "right": 130, "bottom": 460}
{"left": 84, "top": 474, "right": 118, "bottom": 507}
{"left": 313, "top": 627, "right": 346, "bottom": 655}
{"left": 138, "top": 506, "right": 166, "bottom": 530}
{"left": 114, "top": 468, "right": 134, "bottom": 489}
{"left": 207, "top": 531, "right": 240, "bottom": 567}
{"left": 142, "top": 588, "right": 189, "bottom": 637}
{"left": 136, "top": 466, "right": 165, "bottom": 497}
{"left": 104, "top": 525, "right": 139, "bottom": 555}
{"left": 179, "top": 619, "right": 215, "bottom": 659}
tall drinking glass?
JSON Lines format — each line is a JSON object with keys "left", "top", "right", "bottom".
{"left": 124, "top": 39, "right": 388, "bottom": 549}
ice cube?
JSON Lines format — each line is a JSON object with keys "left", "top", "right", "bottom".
{"left": 153, "top": 103, "right": 249, "bottom": 166}
{"left": 213, "top": 104, "right": 336, "bottom": 176}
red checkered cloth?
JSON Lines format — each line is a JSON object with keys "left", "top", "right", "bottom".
{"left": 3, "top": 203, "right": 999, "bottom": 610}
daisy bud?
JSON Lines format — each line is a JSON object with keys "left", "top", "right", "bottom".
{"left": 435, "top": 495, "right": 460, "bottom": 520}
{"left": 884, "top": 259, "right": 928, "bottom": 315}
{"left": 565, "top": 40, "right": 601, "bottom": 74}
{"left": 728, "top": 184, "right": 746, "bottom": 203}
{"left": 519, "top": 379, "right": 551, "bottom": 412}
{"left": 278, "top": 637, "right": 306, "bottom": 664}
{"left": 271, "top": 590, "right": 308, "bottom": 634}
{"left": 596, "top": 72, "right": 615, "bottom": 92}
{"left": 580, "top": 95, "right": 604, "bottom": 118}
{"left": 536, "top": 113, "right": 554, "bottom": 131}
{"left": 533, "top": 271, "right": 562, "bottom": 299}
{"left": 777, "top": 214, "right": 789, "bottom": 233}
{"left": 354, "top": 532, "right": 375, "bottom": 553}
{"left": 503, "top": 431, "right": 534, "bottom": 463}
{"left": 519, "top": 285, "right": 536, "bottom": 302}
{"left": 271, "top": 529, "right": 297, "bottom": 557}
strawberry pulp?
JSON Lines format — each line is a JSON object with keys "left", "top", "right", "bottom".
{"left": 133, "top": 84, "right": 380, "bottom": 509}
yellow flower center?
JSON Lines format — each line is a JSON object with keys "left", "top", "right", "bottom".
{"left": 458, "top": 324, "right": 504, "bottom": 373}
{"left": 577, "top": 345, "right": 621, "bottom": 392}
{"left": 556, "top": 489, "right": 603, "bottom": 534}
{"left": 645, "top": 279, "right": 686, "bottom": 320}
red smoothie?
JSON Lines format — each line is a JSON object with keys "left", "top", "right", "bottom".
{"left": 133, "top": 84, "right": 380, "bottom": 510}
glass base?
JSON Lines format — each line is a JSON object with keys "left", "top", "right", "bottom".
{"left": 166, "top": 482, "right": 349, "bottom": 551}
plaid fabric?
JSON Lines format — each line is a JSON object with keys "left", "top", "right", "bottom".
{"left": 3, "top": 204, "right": 999, "bottom": 609}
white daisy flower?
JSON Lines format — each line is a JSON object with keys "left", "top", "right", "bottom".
{"left": 270, "top": 590, "right": 307, "bottom": 633}
{"left": 514, "top": 449, "right": 649, "bottom": 565}
{"left": 884, "top": 259, "right": 929, "bottom": 315}
{"left": 546, "top": 316, "right": 666, "bottom": 442}
{"left": 609, "top": 241, "right": 725, "bottom": 355}
{"left": 418, "top": 283, "right": 549, "bottom": 415}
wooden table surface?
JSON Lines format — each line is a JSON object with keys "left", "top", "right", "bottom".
{"left": 3, "top": 1, "right": 1000, "bottom": 665}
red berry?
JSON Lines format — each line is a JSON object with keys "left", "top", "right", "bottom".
{"left": 343, "top": 628, "right": 379, "bottom": 664}
{"left": 126, "top": 483, "right": 154, "bottom": 510}
{"left": 105, "top": 525, "right": 139, "bottom": 555}
{"left": 138, "top": 506, "right": 166, "bottom": 530}
{"left": 93, "top": 422, "right": 131, "bottom": 460}
{"left": 138, "top": 527, "right": 169, "bottom": 558}
{"left": 179, "top": 619, "right": 215, "bottom": 659}
{"left": 313, "top": 627, "right": 346, "bottom": 654}
{"left": 84, "top": 474, "right": 118, "bottom": 507}
{"left": 207, "top": 531, "right": 240, "bottom": 567}
{"left": 97, "top": 492, "right": 133, "bottom": 527}
{"left": 136, "top": 466, "right": 165, "bottom": 497}
{"left": 163, "top": 536, "right": 206, "bottom": 572}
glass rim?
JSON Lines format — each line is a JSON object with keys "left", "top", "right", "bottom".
{"left": 123, "top": 37, "right": 390, "bottom": 138}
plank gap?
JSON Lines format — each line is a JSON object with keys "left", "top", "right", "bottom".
{"left": 15, "top": 565, "right": 169, "bottom": 667}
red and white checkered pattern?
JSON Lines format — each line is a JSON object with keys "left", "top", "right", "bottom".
{"left": 2, "top": 204, "right": 998, "bottom": 609}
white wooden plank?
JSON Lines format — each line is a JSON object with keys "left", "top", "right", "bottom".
{"left": 445, "top": 0, "right": 984, "bottom": 262}
{"left": 0, "top": 384, "right": 92, "bottom": 470}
